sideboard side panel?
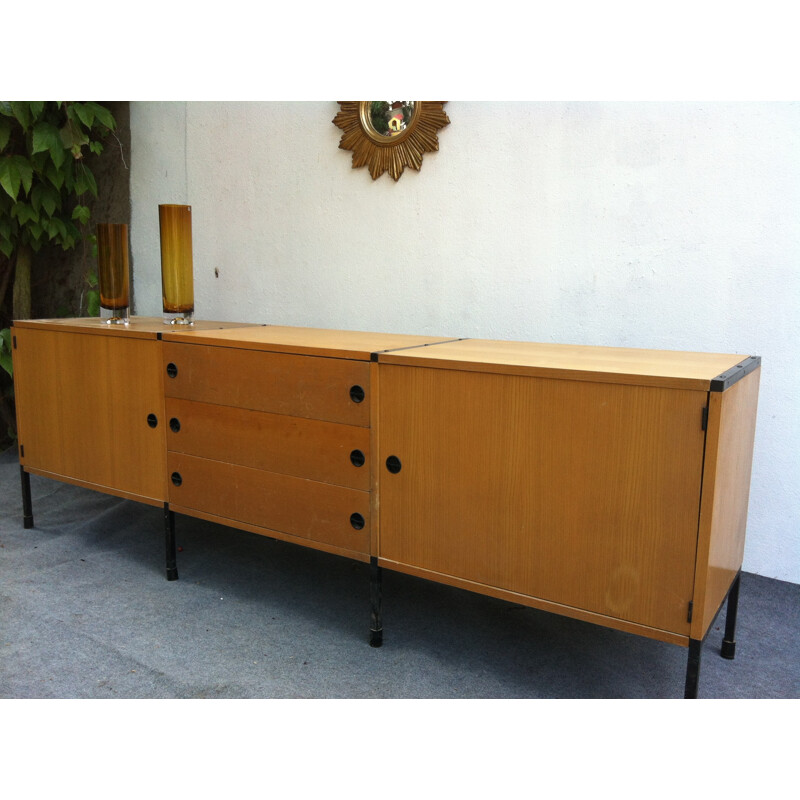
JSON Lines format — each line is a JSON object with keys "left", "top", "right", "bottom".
{"left": 692, "top": 367, "right": 760, "bottom": 639}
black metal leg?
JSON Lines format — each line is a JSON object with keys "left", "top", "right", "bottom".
{"left": 164, "top": 504, "right": 178, "bottom": 581}
{"left": 684, "top": 638, "right": 703, "bottom": 698}
{"left": 721, "top": 572, "right": 741, "bottom": 660}
{"left": 369, "top": 556, "right": 383, "bottom": 647}
{"left": 20, "top": 467, "right": 34, "bottom": 529}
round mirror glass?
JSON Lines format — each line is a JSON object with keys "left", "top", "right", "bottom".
{"left": 365, "top": 101, "right": 415, "bottom": 138}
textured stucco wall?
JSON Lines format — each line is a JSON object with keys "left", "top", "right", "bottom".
{"left": 130, "top": 101, "right": 800, "bottom": 583}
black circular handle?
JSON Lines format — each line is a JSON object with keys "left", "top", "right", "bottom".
{"left": 386, "top": 455, "right": 402, "bottom": 474}
{"left": 350, "top": 512, "right": 365, "bottom": 530}
{"left": 349, "top": 385, "right": 365, "bottom": 403}
{"left": 166, "top": 362, "right": 178, "bottom": 378}
{"left": 350, "top": 449, "right": 365, "bottom": 468}
{"left": 147, "top": 413, "right": 158, "bottom": 428}
{"left": 171, "top": 472, "right": 182, "bottom": 487}
{"left": 169, "top": 417, "right": 181, "bottom": 433}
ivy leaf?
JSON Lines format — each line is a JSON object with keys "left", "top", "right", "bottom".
{"left": 86, "top": 102, "right": 115, "bottom": 131}
{"left": 32, "top": 121, "right": 61, "bottom": 155}
{"left": 46, "top": 160, "right": 65, "bottom": 190}
{"left": 30, "top": 183, "right": 43, "bottom": 213}
{"left": 83, "top": 166, "right": 97, "bottom": 197}
{"left": 72, "top": 103, "right": 94, "bottom": 129}
{"left": 0, "top": 329, "right": 13, "bottom": 377}
{"left": 46, "top": 216, "right": 68, "bottom": 241}
{"left": 0, "top": 117, "right": 10, "bottom": 151}
{"left": 12, "top": 201, "right": 38, "bottom": 225}
{"left": 40, "top": 185, "right": 59, "bottom": 216}
{"left": 0, "top": 156, "right": 21, "bottom": 200}
{"left": 14, "top": 155, "right": 33, "bottom": 195}
{"left": 72, "top": 204, "right": 91, "bottom": 225}
{"left": 10, "top": 102, "right": 31, "bottom": 131}
{"left": 29, "top": 102, "right": 45, "bottom": 119}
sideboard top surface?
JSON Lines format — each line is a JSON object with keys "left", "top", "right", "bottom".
{"left": 161, "top": 324, "right": 457, "bottom": 360}
{"left": 12, "top": 317, "right": 258, "bottom": 340}
{"left": 377, "top": 338, "right": 754, "bottom": 390}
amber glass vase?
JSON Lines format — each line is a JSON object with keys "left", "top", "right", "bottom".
{"left": 159, "top": 204, "right": 194, "bottom": 325}
{"left": 96, "top": 223, "right": 130, "bottom": 324}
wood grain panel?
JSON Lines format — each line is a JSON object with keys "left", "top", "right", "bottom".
{"left": 12, "top": 327, "right": 167, "bottom": 502}
{"left": 378, "top": 338, "right": 749, "bottom": 391}
{"left": 379, "top": 365, "right": 707, "bottom": 634}
{"left": 162, "top": 342, "right": 370, "bottom": 426}
{"left": 162, "top": 324, "right": 456, "bottom": 359}
{"left": 12, "top": 316, "right": 258, "bottom": 337}
{"left": 167, "top": 453, "right": 370, "bottom": 554}
{"left": 165, "top": 397, "right": 370, "bottom": 489}
{"left": 692, "top": 368, "right": 761, "bottom": 639}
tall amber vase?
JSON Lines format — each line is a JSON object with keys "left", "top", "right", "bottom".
{"left": 96, "top": 223, "right": 130, "bottom": 324}
{"left": 159, "top": 204, "right": 194, "bottom": 325}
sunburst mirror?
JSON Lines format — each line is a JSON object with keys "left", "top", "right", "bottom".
{"left": 333, "top": 101, "right": 450, "bottom": 181}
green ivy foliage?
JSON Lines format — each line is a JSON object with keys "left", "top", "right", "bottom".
{"left": 0, "top": 101, "right": 116, "bottom": 259}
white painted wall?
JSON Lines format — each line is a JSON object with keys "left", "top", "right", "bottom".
{"left": 130, "top": 101, "right": 800, "bottom": 584}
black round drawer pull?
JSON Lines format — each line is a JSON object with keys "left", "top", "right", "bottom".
{"left": 349, "top": 385, "right": 365, "bottom": 404}
{"left": 350, "top": 449, "right": 365, "bottom": 468}
{"left": 147, "top": 413, "right": 158, "bottom": 428}
{"left": 386, "top": 455, "right": 402, "bottom": 474}
{"left": 350, "top": 512, "right": 365, "bottom": 530}
{"left": 166, "top": 362, "right": 178, "bottom": 378}
{"left": 169, "top": 418, "right": 181, "bottom": 433}
{"left": 171, "top": 472, "right": 182, "bottom": 487}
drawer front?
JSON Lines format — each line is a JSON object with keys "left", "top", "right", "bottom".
{"left": 165, "top": 397, "right": 370, "bottom": 490}
{"left": 168, "top": 453, "right": 370, "bottom": 554}
{"left": 162, "top": 342, "right": 370, "bottom": 426}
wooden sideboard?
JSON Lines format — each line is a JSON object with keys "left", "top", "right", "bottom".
{"left": 11, "top": 318, "right": 760, "bottom": 698}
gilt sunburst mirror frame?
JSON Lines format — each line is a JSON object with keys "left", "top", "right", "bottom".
{"left": 332, "top": 101, "right": 450, "bottom": 181}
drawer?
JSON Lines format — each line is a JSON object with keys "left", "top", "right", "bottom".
{"left": 165, "top": 398, "right": 370, "bottom": 490}
{"left": 162, "top": 342, "right": 370, "bottom": 426}
{"left": 167, "top": 453, "right": 370, "bottom": 554}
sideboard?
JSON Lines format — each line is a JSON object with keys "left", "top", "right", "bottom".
{"left": 11, "top": 317, "right": 760, "bottom": 698}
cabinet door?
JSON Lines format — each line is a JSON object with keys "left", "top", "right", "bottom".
{"left": 378, "top": 365, "right": 707, "bottom": 635}
{"left": 13, "top": 328, "right": 166, "bottom": 503}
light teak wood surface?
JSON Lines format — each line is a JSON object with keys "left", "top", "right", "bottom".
{"left": 167, "top": 453, "right": 370, "bottom": 555}
{"left": 692, "top": 368, "right": 761, "bottom": 639}
{"left": 378, "top": 338, "right": 749, "bottom": 390}
{"left": 162, "top": 324, "right": 457, "bottom": 360}
{"left": 163, "top": 342, "right": 371, "bottom": 426}
{"left": 165, "top": 397, "right": 370, "bottom": 490}
{"left": 378, "top": 364, "right": 708, "bottom": 636}
{"left": 12, "top": 326, "right": 167, "bottom": 503}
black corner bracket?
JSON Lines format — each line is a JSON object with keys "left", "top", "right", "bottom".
{"left": 710, "top": 356, "right": 761, "bottom": 392}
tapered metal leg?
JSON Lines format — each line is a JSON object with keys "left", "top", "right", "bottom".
{"left": 721, "top": 572, "right": 741, "bottom": 660}
{"left": 684, "top": 638, "right": 703, "bottom": 699}
{"left": 369, "top": 556, "right": 383, "bottom": 647}
{"left": 164, "top": 504, "right": 178, "bottom": 581}
{"left": 20, "top": 467, "right": 34, "bottom": 529}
